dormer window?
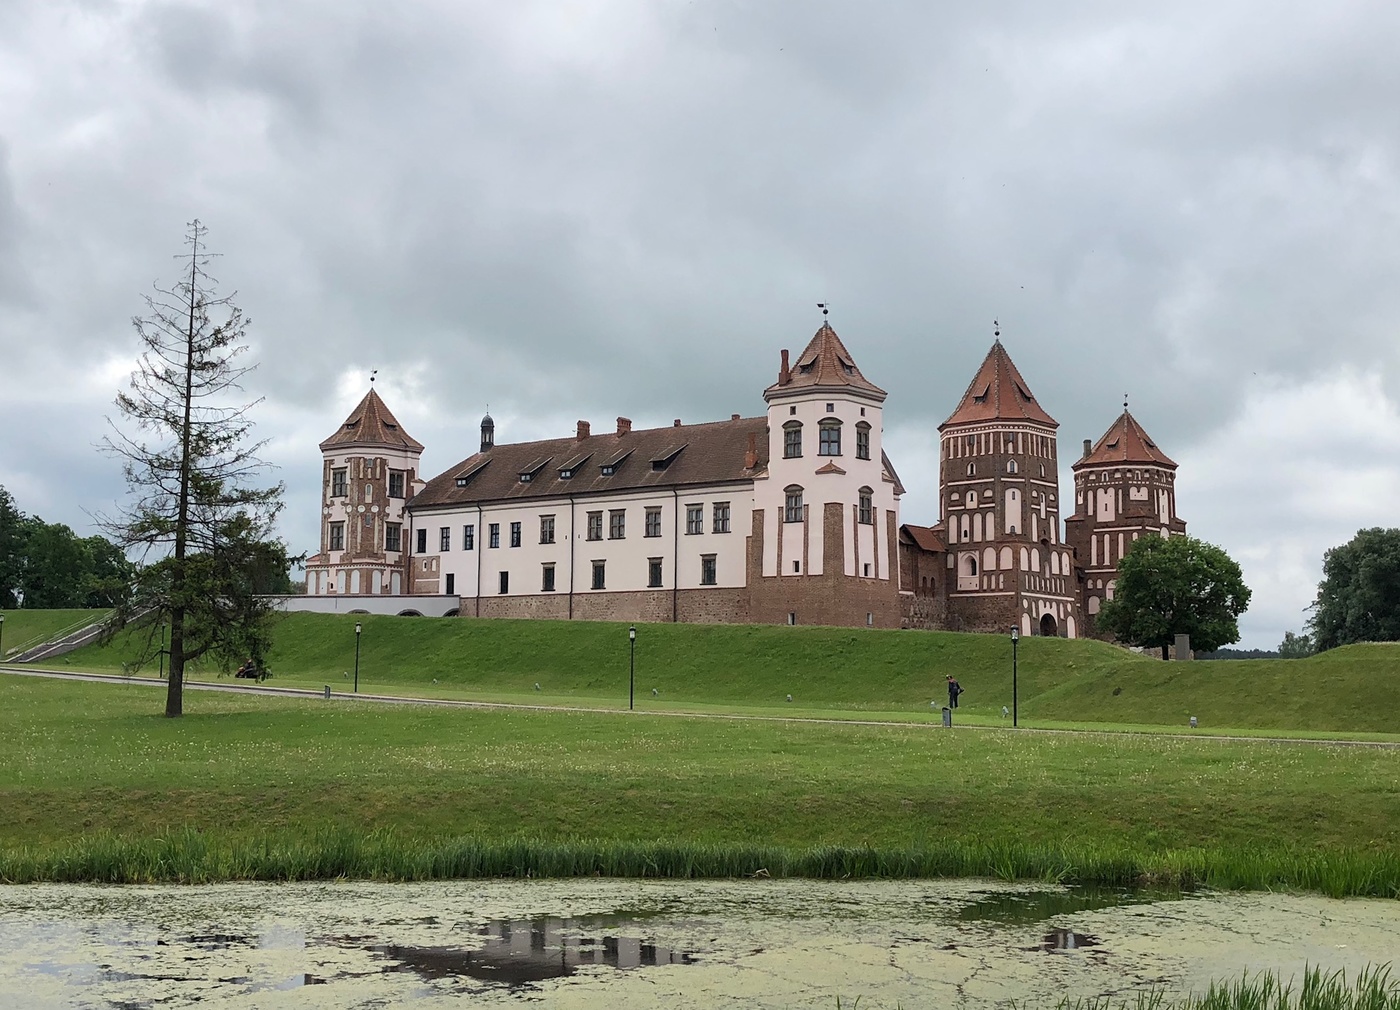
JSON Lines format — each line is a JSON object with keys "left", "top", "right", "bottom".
{"left": 560, "top": 469, "right": 574, "bottom": 479}
{"left": 971, "top": 383, "right": 990, "bottom": 404}
{"left": 520, "top": 473, "right": 533, "bottom": 483}
{"left": 601, "top": 465, "right": 615, "bottom": 476}
{"left": 455, "top": 477, "right": 467, "bottom": 487}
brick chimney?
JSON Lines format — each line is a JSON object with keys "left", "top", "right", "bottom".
{"left": 731, "top": 413, "right": 740, "bottom": 421}
{"left": 577, "top": 420, "right": 591, "bottom": 441}
{"left": 744, "top": 432, "right": 758, "bottom": 469}
{"left": 1083, "top": 439, "right": 1092, "bottom": 458}
{"left": 673, "top": 418, "right": 681, "bottom": 427}
{"left": 779, "top": 349, "right": 791, "bottom": 385}
{"left": 616, "top": 417, "right": 632, "bottom": 436}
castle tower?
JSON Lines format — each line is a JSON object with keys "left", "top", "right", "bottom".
{"left": 749, "top": 322, "right": 904, "bottom": 627}
{"left": 305, "top": 387, "right": 424, "bottom": 597}
{"left": 939, "top": 341, "right": 1079, "bottom": 637}
{"left": 1064, "top": 408, "right": 1186, "bottom": 634}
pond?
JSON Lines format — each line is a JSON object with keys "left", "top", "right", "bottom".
{"left": 1, "top": 879, "right": 1396, "bottom": 1007}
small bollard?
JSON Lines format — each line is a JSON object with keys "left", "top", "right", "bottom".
{"left": 324, "top": 685, "right": 331, "bottom": 700}
{"left": 941, "top": 706, "right": 952, "bottom": 728}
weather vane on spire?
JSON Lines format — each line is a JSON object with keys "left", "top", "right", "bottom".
{"left": 817, "top": 301, "right": 830, "bottom": 322}
{"left": 994, "top": 319, "right": 1000, "bottom": 339}
{"left": 370, "top": 369, "right": 378, "bottom": 385}
{"left": 1124, "top": 392, "right": 1129, "bottom": 412}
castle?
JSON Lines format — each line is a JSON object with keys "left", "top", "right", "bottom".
{"left": 303, "top": 323, "right": 1186, "bottom": 637}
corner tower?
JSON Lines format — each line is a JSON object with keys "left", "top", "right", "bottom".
{"left": 1064, "top": 408, "right": 1186, "bottom": 634}
{"left": 939, "top": 340, "right": 1079, "bottom": 637}
{"left": 305, "top": 387, "right": 424, "bottom": 597}
{"left": 749, "top": 322, "right": 904, "bottom": 627}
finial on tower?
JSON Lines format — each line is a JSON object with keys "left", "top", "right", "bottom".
{"left": 993, "top": 319, "right": 1000, "bottom": 340}
{"left": 817, "top": 301, "right": 830, "bottom": 323}
{"left": 370, "top": 369, "right": 378, "bottom": 385}
{"left": 1124, "top": 392, "right": 1129, "bottom": 412}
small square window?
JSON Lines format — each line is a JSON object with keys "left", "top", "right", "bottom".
{"left": 789, "top": 405, "right": 797, "bottom": 415}
{"left": 825, "top": 402, "right": 834, "bottom": 412}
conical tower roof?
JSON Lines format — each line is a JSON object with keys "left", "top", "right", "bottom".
{"left": 1075, "top": 410, "right": 1176, "bottom": 469}
{"left": 764, "top": 323, "right": 886, "bottom": 401}
{"left": 940, "top": 341, "right": 1057, "bottom": 429}
{"left": 319, "top": 387, "right": 424, "bottom": 452}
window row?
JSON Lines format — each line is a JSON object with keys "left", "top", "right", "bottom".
{"left": 781, "top": 420, "right": 872, "bottom": 460}
{"left": 329, "top": 468, "right": 407, "bottom": 499}
{"left": 489, "top": 555, "right": 722, "bottom": 594}
{"left": 782, "top": 487, "right": 876, "bottom": 524}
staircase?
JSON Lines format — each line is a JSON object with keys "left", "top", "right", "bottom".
{"left": 9, "top": 616, "right": 115, "bottom": 664}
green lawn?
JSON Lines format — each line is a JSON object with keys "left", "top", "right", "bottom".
{"left": 2, "top": 674, "right": 1398, "bottom": 892}
{"left": 46, "top": 611, "right": 1400, "bottom": 734}
{"left": 0, "top": 608, "right": 109, "bottom": 659}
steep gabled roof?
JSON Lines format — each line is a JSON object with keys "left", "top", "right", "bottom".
{"left": 411, "top": 416, "right": 769, "bottom": 510}
{"left": 1075, "top": 410, "right": 1177, "bottom": 470}
{"left": 764, "top": 323, "right": 887, "bottom": 401}
{"left": 319, "top": 388, "right": 424, "bottom": 452}
{"left": 941, "top": 341, "right": 1057, "bottom": 430}
{"left": 900, "top": 523, "right": 946, "bottom": 553}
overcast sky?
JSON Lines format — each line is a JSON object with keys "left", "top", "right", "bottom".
{"left": 3, "top": 0, "right": 1399, "bottom": 648}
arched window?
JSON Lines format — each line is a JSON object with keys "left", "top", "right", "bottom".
{"left": 855, "top": 421, "right": 871, "bottom": 460}
{"left": 818, "top": 418, "right": 842, "bottom": 456}
{"left": 858, "top": 487, "right": 874, "bottom": 525}
{"left": 965, "top": 555, "right": 978, "bottom": 576}
{"left": 1000, "top": 547, "right": 1012, "bottom": 570}
{"left": 784, "top": 485, "right": 804, "bottom": 523}
{"left": 783, "top": 421, "right": 802, "bottom": 459}
{"left": 1007, "top": 459, "right": 1018, "bottom": 474}
{"left": 967, "top": 462, "right": 976, "bottom": 476}
{"left": 966, "top": 490, "right": 978, "bottom": 508}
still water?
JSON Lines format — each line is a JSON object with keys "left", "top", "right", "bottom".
{"left": 1, "top": 879, "right": 1396, "bottom": 1008}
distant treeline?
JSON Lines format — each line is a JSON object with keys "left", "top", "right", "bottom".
{"left": 1196, "top": 647, "right": 1282, "bottom": 660}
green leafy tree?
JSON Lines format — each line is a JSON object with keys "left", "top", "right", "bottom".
{"left": 102, "top": 221, "right": 290, "bottom": 717}
{"left": 1307, "top": 528, "right": 1400, "bottom": 652}
{"left": 1097, "top": 535, "right": 1251, "bottom": 659}
{"left": 0, "top": 486, "right": 25, "bottom": 609}
{"left": 1277, "top": 630, "right": 1315, "bottom": 659}
{"left": 17, "top": 520, "right": 89, "bottom": 608}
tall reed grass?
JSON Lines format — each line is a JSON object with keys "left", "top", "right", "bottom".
{"left": 1023, "top": 966, "right": 1400, "bottom": 1010}
{"left": 2, "top": 830, "right": 1398, "bottom": 896}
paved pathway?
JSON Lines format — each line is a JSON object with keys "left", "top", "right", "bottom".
{"left": 4, "top": 664, "right": 1399, "bottom": 748}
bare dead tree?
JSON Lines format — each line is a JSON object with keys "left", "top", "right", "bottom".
{"left": 102, "top": 220, "right": 290, "bottom": 717}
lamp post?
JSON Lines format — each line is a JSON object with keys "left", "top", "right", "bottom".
{"left": 354, "top": 622, "right": 362, "bottom": 694}
{"left": 628, "top": 625, "right": 637, "bottom": 711}
{"left": 0, "top": 613, "right": 5, "bottom": 664}
{"left": 1010, "top": 625, "right": 1020, "bottom": 728}
{"left": 159, "top": 624, "right": 166, "bottom": 680}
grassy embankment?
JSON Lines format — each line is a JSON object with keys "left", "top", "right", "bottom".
{"left": 48, "top": 611, "right": 1400, "bottom": 735}
{"left": 0, "top": 608, "right": 109, "bottom": 659}
{"left": 2, "top": 674, "right": 1398, "bottom": 892}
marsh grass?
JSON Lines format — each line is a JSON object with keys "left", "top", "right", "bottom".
{"left": 1020, "top": 966, "right": 1400, "bottom": 1010}
{"left": 3, "top": 829, "right": 1399, "bottom": 894}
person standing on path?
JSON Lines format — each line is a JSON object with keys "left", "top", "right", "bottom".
{"left": 946, "top": 675, "right": 962, "bottom": 709}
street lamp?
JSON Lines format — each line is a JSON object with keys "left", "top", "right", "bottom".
{"left": 1010, "top": 625, "right": 1020, "bottom": 728}
{"left": 0, "top": 613, "right": 5, "bottom": 664}
{"left": 628, "top": 625, "right": 637, "bottom": 711}
{"left": 354, "top": 622, "right": 362, "bottom": 694}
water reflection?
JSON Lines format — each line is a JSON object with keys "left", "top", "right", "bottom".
{"left": 368, "top": 916, "right": 697, "bottom": 986}
{"left": 1043, "top": 928, "right": 1101, "bottom": 951}
{"left": 956, "top": 886, "right": 1186, "bottom": 925}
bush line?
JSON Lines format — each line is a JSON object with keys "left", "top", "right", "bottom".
{"left": 2, "top": 831, "right": 1399, "bottom": 896}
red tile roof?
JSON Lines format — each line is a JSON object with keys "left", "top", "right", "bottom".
{"left": 320, "top": 389, "right": 424, "bottom": 452}
{"left": 901, "top": 523, "right": 946, "bottom": 553}
{"left": 764, "top": 324, "right": 887, "bottom": 400}
{"left": 410, "top": 416, "right": 770, "bottom": 510}
{"left": 941, "top": 341, "right": 1057, "bottom": 429}
{"left": 1075, "top": 410, "right": 1177, "bottom": 469}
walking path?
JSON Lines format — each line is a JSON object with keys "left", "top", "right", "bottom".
{"left": 4, "top": 664, "right": 1398, "bottom": 748}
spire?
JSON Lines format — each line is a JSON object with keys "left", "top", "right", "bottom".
{"left": 763, "top": 322, "right": 886, "bottom": 401}
{"left": 319, "top": 387, "right": 424, "bottom": 452}
{"left": 480, "top": 409, "right": 495, "bottom": 453}
{"left": 1074, "top": 409, "right": 1177, "bottom": 469}
{"left": 941, "top": 341, "right": 1057, "bottom": 429}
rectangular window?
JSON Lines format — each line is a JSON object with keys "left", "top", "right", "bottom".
{"left": 863, "top": 563, "right": 871, "bottom": 577}
{"left": 331, "top": 468, "right": 347, "bottom": 498}
{"left": 445, "top": 573, "right": 455, "bottom": 594}
{"left": 645, "top": 507, "right": 662, "bottom": 538}
{"left": 586, "top": 511, "right": 603, "bottom": 541}
{"left": 591, "top": 561, "right": 606, "bottom": 590}
{"left": 499, "top": 571, "right": 509, "bottom": 594}
{"left": 819, "top": 423, "right": 841, "bottom": 456}
{"left": 856, "top": 426, "right": 871, "bottom": 460}
{"left": 385, "top": 523, "right": 402, "bottom": 553}
{"left": 542, "top": 564, "right": 556, "bottom": 592}
{"left": 489, "top": 523, "right": 500, "bottom": 549}
{"left": 859, "top": 492, "right": 873, "bottom": 525}
{"left": 785, "top": 489, "right": 804, "bottom": 523}
{"left": 712, "top": 502, "right": 731, "bottom": 533}
{"left": 388, "top": 470, "right": 405, "bottom": 498}
{"left": 686, "top": 505, "right": 703, "bottom": 535}
{"left": 608, "top": 509, "right": 626, "bottom": 539}
{"left": 648, "top": 557, "right": 663, "bottom": 588}
{"left": 329, "top": 522, "right": 345, "bottom": 552}
{"left": 539, "top": 515, "right": 555, "bottom": 544}
{"left": 439, "top": 527, "right": 451, "bottom": 552}
{"left": 510, "top": 521, "right": 522, "bottom": 548}
{"left": 416, "top": 528, "right": 427, "bottom": 553}
{"left": 700, "top": 554, "right": 717, "bottom": 586}
{"left": 783, "top": 424, "right": 802, "bottom": 458}
{"left": 463, "top": 524, "right": 475, "bottom": 550}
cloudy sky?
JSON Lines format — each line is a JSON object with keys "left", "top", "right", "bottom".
{"left": 3, "top": 0, "right": 1399, "bottom": 647}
